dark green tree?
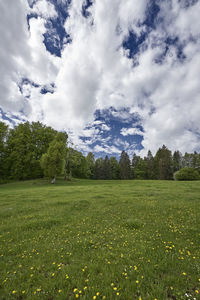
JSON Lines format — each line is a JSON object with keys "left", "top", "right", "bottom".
{"left": 94, "top": 158, "right": 104, "bottom": 179}
{"left": 154, "top": 145, "right": 173, "bottom": 180}
{"left": 0, "top": 122, "right": 9, "bottom": 179}
{"left": 103, "top": 155, "right": 112, "bottom": 179}
{"left": 145, "top": 150, "right": 155, "bottom": 179}
{"left": 110, "top": 157, "right": 120, "bottom": 179}
{"left": 173, "top": 150, "right": 182, "bottom": 173}
{"left": 131, "top": 153, "right": 140, "bottom": 179}
{"left": 119, "top": 150, "right": 131, "bottom": 179}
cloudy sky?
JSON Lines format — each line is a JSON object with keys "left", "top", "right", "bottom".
{"left": 0, "top": 0, "right": 200, "bottom": 157}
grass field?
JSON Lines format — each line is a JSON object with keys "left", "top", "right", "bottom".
{"left": 0, "top": 179, "right": 200, "bottom": 300}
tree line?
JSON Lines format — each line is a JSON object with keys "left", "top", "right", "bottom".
{"left": 0, "top": 121, "right": 200, "bottom": 182}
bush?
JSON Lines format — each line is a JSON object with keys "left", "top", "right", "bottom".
{"left": 174, "top": 168, "right": 200, "bottom": 181}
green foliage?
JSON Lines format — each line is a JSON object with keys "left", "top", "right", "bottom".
{"left": 66, "top": 148, "right": 88, "bottom": 178}
{"left": 0, "top": 122, "right": 9, "bottom": 178}
{"left": 145, "top": 150, "right": 155, "bottom": 179}
{"left": 4, "top": 122, "right": 57, "bottom": 180}
{"left": 174, "top": 167, "right": 200, "bottom": 181}
{"left": 1, "top": 121, "right": 200, "bottom": 183}
{"left": 173, "top": 150, "right": 182, "bottom": 173}
{"left": 132, "top": 154, "right": 147, "bottom": 179}
{"left": 94, "top": 157, "right": 105, "bottom": 179}
{"left": 154, "top": 145, "right": 173, "bottom": 180}
{"left": 103, "top": 155, "right": 112, "bottom": 179}
{"left": 110, "top": 157, "right": 120, "bottom": 179}
{"left": 40, "top": 132, "right": 67, "bottom": 179}
{"left": 86, "top": 152, "right": 95, "bottom": 178}
{"left": 119, "top": 150, "right": 131, "bottom": 179}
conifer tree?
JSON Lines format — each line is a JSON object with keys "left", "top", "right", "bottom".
{"left": 119, "top": 150, "right": 131, "bottom": 179}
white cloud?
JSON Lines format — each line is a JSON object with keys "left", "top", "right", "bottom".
{"left": 1, "top": 0, "right": 200, "bottom": 156}
{"left": 31, "top": 0, "right": 58, "bottom": 19}
{"left": 94, "top": 144, "right": 121, "bottom": 154}
{"left": 120, "top": 127, "right": 144, "bottom": 137}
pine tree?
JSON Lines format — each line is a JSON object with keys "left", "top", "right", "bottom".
{"left": 146, "top": 150, "right": 155, "bottom": 179}
{"left": 154, "top": 145, "right": 173, "bottom": 180}
{"left": 119, "top": 151, "right": 131, "bottom": 179}
{"left": 103, "top": 155, "right": 112, "bottom": 179}
{"left": 173, "top": 151, "right": 182, "bottom": 173}
{"left": 110, "top": 157, "right": 120, "bottom": 179}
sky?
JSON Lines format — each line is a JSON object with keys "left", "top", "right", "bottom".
{"left": 0, "top": 0, "right": 200, "bottom": 158}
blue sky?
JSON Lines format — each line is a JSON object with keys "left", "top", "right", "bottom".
{"left": 0, "top": 0, "right": 200, "bottom": 158}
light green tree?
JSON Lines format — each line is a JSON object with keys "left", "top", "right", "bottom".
{"left": 40, "top": 132, "right": 67, "bottom": 183}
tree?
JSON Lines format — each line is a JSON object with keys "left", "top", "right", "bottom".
{"left": 119, "top": 151, "right": 131, "bottom": 179}
{"left": 103, "top": 155, "right": 112, "bottom": 179}
{"left": 110, "top": 157, "right": 120, "bottom": 179}
{"left": 132, "top": 153, "right": 147, "bottom": 179}
{"left": 0, "top": 122, "right": 8, "bottom": 179}
{"left": 174, "top": 168, "right": 200, "bottom": 181}
{"left": 40, "top": 132, "right": 67, "bottom": 182}
{"left": 5, "top": 122, "right": 57, "bottom": 180}
{"left": 145, "top": 150, "right": 155, "bottom": 179}
{"left": 173, "top": 151, "right": 182, "bottom": 173}
{"left": 5, "top": 122, "right": 33, "bottom": 180}
{"left": 66, "top": 148, "right": 88, "bottom": 178}
{"left": 154, "top": 145, "right": 173, "bottom": 180}
{"left": 94, "top": 158, "right": 104, "bottom": 179}
{"left": 86, "top": 152, "right": 95, "bottom": 179}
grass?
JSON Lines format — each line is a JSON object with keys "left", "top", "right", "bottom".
{"left": 0, "top": 179, "right": 200, "bottom": 300}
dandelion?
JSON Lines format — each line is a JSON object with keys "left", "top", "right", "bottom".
{"left": 116, "top": 292, "right": 119, "bottom": 296}
{"left": 37, "top": 288, "right": 41, "bottom": 292}
{"left": 51, "top": 273, "right": 55, "bottom": 277}
{"left": 93, "top": 296, "right": 97, "bottom": 300}
{"left": 96, "top": 292, "right": 100, "bottom": 296}
{"left": 75, "top": 295, "right": 79, "bottom": 298}
{"left": 182, "top": 272, "right": 187, "bottom": 276}
{"left": 22, "top": 290, "right": 26, "bottom": 294}
{"left": 195, "top": 290, "right": 199, "bottom": 294}
{"left": 134, "top": 266, "right": 137, "bottom": 271}
{"left": 136, "top": 280, "right": 139, "bottom": 284}
{"left": 12, "top": 290, "right": 17, "bottom": 294}
{"left": 113, "top": 287, "right": 117, "bottom": 291}
{"left": 58, "top": 289, "right": 62, "bottom": 293}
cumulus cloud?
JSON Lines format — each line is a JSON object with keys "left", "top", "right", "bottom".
{"left": 0, "top": 0, "right": 200, "bottom": 156}
{"left": 31, "top": 0, "right": 58, "bottom": 19}
{"left": 120, "top": 127, "right": 144, "bottom": 137}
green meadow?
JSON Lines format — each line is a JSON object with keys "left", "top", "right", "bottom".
{"left": 0, "top": 179, "right": 200, "bottom": 300}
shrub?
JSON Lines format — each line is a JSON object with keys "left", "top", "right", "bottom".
{"left": 174, "top": 167, "right": 200, "bottom": 181}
